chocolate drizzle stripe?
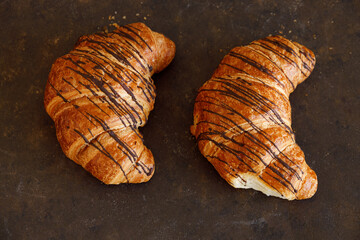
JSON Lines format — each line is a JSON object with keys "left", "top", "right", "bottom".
{"left": 132, "top": 148, "right": 153, "bottom": 176}
{"left": 299, "top": 49, "right": 315, "bottom": 65}
{"left": 199, "top": 136, "right": 256, "bottom": 173}
{"left": 62, "top": 77, "right": 82, "bottom": 94}
{"left": 251, "top": 41, "right": 308, "bottom": 77}
{"left": 209, "top": 77, "right": 292, "bottom": 132}
{"left": 264, "top": 171, "right": 296, "bottom": 194}
{"left": 206, "top": 155, "right": 247, "bottom": 183}
{"left": 217, "top": 64, "right": 288, "bottom": 101}
{"left": 219, "top": 62, "right": 249, "bottom": 75}
{"left": 73, "top": 129, "right": 129, "bottom": 183}
{"left": 263, "top": 37, "right": 301, "bottom": 60}
{"left": 199, "top": 130, "right": 260, "bottom": 165}
{"left": 246, "top": 45, "right": 295, "bottom": 90}
{"left": 73, "top": 39, "right": 155, "bottom": 94}
{"left": 259, "top": 176, "right": 284, "bottom": 197}
{"left": 86, "top": 97, "right": 110, "bottom": 117}
{"left": 83, "top": 39, "right": 147, "bottom": 75}
{"left": 267, "top": 165, "right": 297, "bottom": 192}
{"left": 198, "top": 77, "right": 301, "bottom": 175}
{"left": 200, "top": 104, "right": 299, "bottom": 179}
{"left": 195, "top": 87, "right": 303, "bottom": 188}
{"left": 121, "top": 26, "right": 153, "bottom": 52}
{"left": 65, "top": 59, "right": 143, "bottom": 126}
{"left": 88, "top": 128, "right": 94, "bottom": 137}
{"left": 48, "top": 82, "right": 68, "bottom": 103}
{"left": 86, "top": 113, "right": 146, "bottom": 174}
{"left": 66, "top": 50, "right": 148, "bottom": 115}
{"left": 263, "top": 37, "right": 313, "bottom": 74}
{"left": 228, "top": 51, "right": 286, "bottom": 89}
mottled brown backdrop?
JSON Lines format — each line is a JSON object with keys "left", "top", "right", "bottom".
{"left": 0, "top": 0, "right": 359, "bottom": 239}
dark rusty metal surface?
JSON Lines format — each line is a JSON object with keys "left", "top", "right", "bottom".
{"left": 0, "top": 0, "right": 359, "bottom": 239}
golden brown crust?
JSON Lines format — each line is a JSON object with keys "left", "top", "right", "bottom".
{"left": 44, "top": 22, "right": 175, "bottom": 184}
{"left": 191, "top": 36, "right": 317, "bottom": 200}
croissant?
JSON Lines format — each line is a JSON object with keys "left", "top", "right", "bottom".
{"left": 44, "top": 23, "right": 175, "bottom": 184}
{"left": 191, "top": 36, "right": 317, "bottom": 200}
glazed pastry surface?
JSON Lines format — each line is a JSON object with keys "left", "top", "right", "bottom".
{"left": 44, "top": 23, "right": 175, "bottom": 184}
{"left": 191, "top": 36, "right": 317, "bottom": 200}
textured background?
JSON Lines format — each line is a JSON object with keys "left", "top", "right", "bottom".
{"left": 0, "top": 0, "right": 359, "bottom": 239}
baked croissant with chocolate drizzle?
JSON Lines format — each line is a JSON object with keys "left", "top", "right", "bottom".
{"left": 191, "top": 36, "right": 317, "bottom": 200}
{"left": 44, "top": 23, "right": 175, "bottom": 184}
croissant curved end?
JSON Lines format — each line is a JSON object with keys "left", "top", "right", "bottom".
{"left": 152, "top": 31, "right": 176, "bottom": 74}
{"left": 296, "top": 167, "right": 318, "bottom": 200}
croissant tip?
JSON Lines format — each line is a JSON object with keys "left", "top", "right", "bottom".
{"left": 151, "top": 31, "right": 176, "bottom": 73}
{"left": 296, "top": 169, "right": 318, "bottom": 200}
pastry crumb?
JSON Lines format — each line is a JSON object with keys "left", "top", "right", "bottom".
{"left": 136, "top": 13, "right": 140, "bottom": 16}
{"left": 122, "top": 15, "right": 126, "bottom": 19}
{"left": 54, "top": 37, "right": 60, "bottom": 45}
{"left": 144, "top": 16, "right": 147, "bottom": 20}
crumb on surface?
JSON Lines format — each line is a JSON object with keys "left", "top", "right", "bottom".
{"left": 122, "top": 15, "right": 126, "bottom": 19}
